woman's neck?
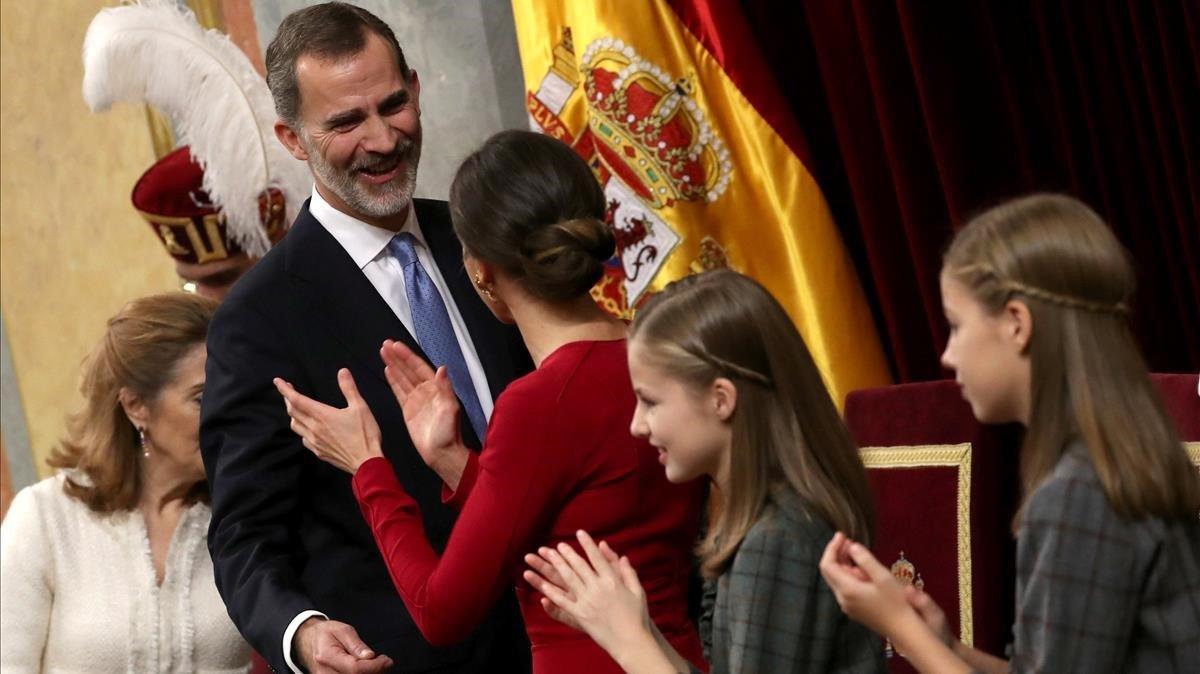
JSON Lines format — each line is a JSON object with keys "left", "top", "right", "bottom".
{"left": 506, "top": 292, "right": 626, "bottom": 366}
{"left": 137, "top": 459, "right": 196, "bottom": 515}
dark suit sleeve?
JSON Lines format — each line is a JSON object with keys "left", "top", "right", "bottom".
{"left": 201, "top": 297, "right": 314, "bottom": 672}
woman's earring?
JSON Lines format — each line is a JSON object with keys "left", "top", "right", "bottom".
{"left": 138, "top": 427, "right": 150, "bottom": 458}
{"left": 473, "top": 272, "right": 497, "bottom": 302}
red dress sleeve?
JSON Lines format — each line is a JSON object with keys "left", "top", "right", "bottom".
{"left": 351, "top": 382, "right": 573, "bottom": 646}
{"left": 439, "top": 451, "right": 479, "bottom": 508}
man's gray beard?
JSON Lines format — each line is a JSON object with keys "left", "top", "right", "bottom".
{"left": 304, "top": 135, "right": 421, "bottom": 220}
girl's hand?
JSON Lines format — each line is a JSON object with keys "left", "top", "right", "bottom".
{"left": 818, "top": 532, "right": 916, "bottom": 637}
{"left": 523, "top": 535, "right": 624, "bottom": 632}
{"left": 522, "top": 531, "right": 652, "bottom": 653}
{"left": 906, "top": 586, "right": 955, "bottom": 649}
{"left": 274, "top": 370, "right": 383, "bottom": 474}
{"left": 380, "top": 340, "right": 468, "bottom": 481}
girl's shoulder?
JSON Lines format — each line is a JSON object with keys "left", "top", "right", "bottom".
{"left": 1020, "top": 443, "right": 1197, "bottom": 548}
{"left": 736, "top": 489, "right": 832, "bottom": 565}
{"left": 1022, "top": 446, "right": 1114, "bottom": 530}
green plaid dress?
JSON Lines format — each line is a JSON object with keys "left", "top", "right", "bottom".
{"left": 693, "top": 489, "right": 886, "bottom": 673}
{"left": 1008, "top": 444, "right": 1200, "bottom": 673}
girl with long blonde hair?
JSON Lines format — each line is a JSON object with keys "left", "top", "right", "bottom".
{"left": 820, "top": 194, "right": 1200, "bottom": 673}
{"left": 524, "top": 269, "right": 885, "bottom": 673}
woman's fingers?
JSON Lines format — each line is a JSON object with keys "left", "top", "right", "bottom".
{"left": 393, "top": 340, "right": 436, "bottom": 379}
{"left": 616, "top": 556, "right": 643, "bottom": 595}
{"left": 539, "top": 597, "right": 576, "bottom": 628}
{"left": 819, "top": 533, "right": 844, "bottom": 573}
{"left": 555, "top": 542, "right": 599, "bottom": 587}
{"left": 434, "top": 366, "right": 456, "bottom": 399}
{"left": 379, "top": 341, "right": 428, "bottom": 393}
{"left": 540, "top": 546, "right": 585, "bottom": 593}
{"left": 598, "top": 540, "right": 620, "bottom": 564}
{"left": 845, "top": 541, "right": 891, "bottom": 582}
{"left": 524, "top": 569, "right": 574, "bottom": 610}
{"left": 522, "top": 569, "right": 554, "bottom": 595}
{"left": 336, "top": 368, "right": 366, "bottom": 407}
{"left": 381, "top": 340, "right": 436, "bottom": 384}
{"left": 274, "top": 378, "right": 343, "bottom": 434}
{"left": 575, "top": 531, "right": 615, "bottom": 580}
{"left": 524, "top": 553, "right": 568, "bottom": 590}
{"left": 819, "top": 533, "right": 861, "bottom": 594}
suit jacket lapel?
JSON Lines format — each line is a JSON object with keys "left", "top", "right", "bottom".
{"left": 287, "top": 202, "right": 484, "bottom": 448}
{"left": 284, "top": 206, "right": 423, "bottom": 388}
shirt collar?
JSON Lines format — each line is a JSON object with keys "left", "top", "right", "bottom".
{"left": 308, "top": 185, "right": 426, "bottom": 269}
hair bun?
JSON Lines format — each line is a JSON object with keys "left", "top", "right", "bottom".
{"left": 519, "top": 217, "right": 615, "bottom": 300}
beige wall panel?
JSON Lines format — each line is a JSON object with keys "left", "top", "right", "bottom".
{"left": 1, "top": 0, "right": 179, "bottom": 479}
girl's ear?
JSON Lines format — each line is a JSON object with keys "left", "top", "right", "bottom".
{"left": 118, "top": 387, "right": 150, "bottom": 430}
{"left": 712, "top": 377, "right": 739, "bottom": 421}
{"left": 1003, "top": 298, "right": 1034, "bottom": 352}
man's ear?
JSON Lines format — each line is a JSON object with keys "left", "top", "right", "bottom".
{"left": 118, "top": 387, "right": 150, "bottom": 430}
{"left": 1003, "top": 298, "right": 1034, "bottom": 352}
{"left": 275, "top": 119, "right": 308, "bottom": 161}
{"left": 408, "top": 69, "right": 421, "bottom": 115}
{"left": 712, "top": 377, "right": 739, "bottom": 422}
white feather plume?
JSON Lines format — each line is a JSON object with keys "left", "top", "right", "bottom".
{"left": 82, "top": 0, "right": 310, "bottom": 256}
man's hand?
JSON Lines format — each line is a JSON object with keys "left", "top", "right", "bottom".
{"left": 294, "top": 617, "right": 393, "bottom": 673}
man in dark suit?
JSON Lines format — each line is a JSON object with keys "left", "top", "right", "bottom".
{"left": 200, "top": 4, "right": 532, "bottom": 673}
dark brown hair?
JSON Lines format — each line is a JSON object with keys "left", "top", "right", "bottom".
{"left": 47, "top": 292, "right": 217, "bottom": 513}
{"left": 450, "top": 130, "right": 614, "bottom": 302}
{"left": 943, "top": 193, "right": 1200, "bottom": 523}
{"left": 265, "top": 2, "right": 411, "bottom": 124}
{"left": 630, "top": 270, "right": 874, "bottom": 578}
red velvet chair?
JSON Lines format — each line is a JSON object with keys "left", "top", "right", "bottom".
{"left": 844, "top": 380, "right": 1020, "bottom": 672}
{"left": 1153, "top": 373, "right": 1200, "bottom": 445}
{"left": 843, "top": 373, "right": 1198, "bottom": 673}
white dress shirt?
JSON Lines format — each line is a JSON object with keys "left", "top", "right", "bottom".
{"left": 282, "top": 187, "right": 496, "bottom": 673}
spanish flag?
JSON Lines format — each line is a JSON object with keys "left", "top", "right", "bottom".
{"left": 512, "top": 0, "right": 891, "bottom": 404}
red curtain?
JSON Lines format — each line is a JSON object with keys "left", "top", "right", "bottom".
{"left": 708, "top": 0, "right": 1199, "bottom": 381}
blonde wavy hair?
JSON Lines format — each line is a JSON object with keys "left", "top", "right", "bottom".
{"left": 47, "top": 292, "right": 217, "bottom": 513}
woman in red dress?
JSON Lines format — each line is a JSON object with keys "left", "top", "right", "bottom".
{"left": 274, "top": 130, "right": 706, "bottom": 673}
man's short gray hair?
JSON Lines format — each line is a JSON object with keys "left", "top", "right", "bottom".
{"left": 265, "top": 2, "right": 411, "bottom": 125}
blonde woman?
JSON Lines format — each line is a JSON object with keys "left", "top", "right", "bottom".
{"left": 524, "top": 270, "right": 885, "bottom": 673}
{"left": 820, "top": 194, "right": 1200, "bottom": 673}
{"left": 0, "top": 293, "right": 249, "bottom": 672}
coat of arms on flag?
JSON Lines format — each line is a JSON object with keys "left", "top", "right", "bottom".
{"left": 513, "top": 1, "right": 891, "bottom": 403}
{"left": 526, "top": 29, "right": 732, "bottom": 319}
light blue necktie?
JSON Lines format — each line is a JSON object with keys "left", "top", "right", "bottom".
{"left": 387, "top": 232, "right": 488, "bottom": 442}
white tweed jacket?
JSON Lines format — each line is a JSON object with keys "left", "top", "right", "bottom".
{"left": 0, "top": 474, "right": 250, "bottom": 673}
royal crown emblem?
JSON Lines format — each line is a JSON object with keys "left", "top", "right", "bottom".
{"left": 526, "top": 29, "right": 734, "bottom": 317}
{"left": 885, "top": 552, "right": 926, "bottom": 659}
{"left": 579, "top": 38, "right": 732, "bottom": 208}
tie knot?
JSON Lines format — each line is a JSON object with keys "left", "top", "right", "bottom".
{"left": 388, "top": 232, "right": 420, "bottom": 268}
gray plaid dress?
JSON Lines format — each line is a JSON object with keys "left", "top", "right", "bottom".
{"left": 1009, "top": 444, "right": 1200, "bottom": 673}
{"left": 692, "top": 489, "right": 886, "bottom": 673}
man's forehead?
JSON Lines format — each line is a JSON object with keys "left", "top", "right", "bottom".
{"left": 294, "top": 36, "right": 405, "bottom": 99}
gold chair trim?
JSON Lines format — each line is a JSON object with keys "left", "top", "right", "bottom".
{"left": 859, "top": 443, "right": 973, "bottom": 647}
